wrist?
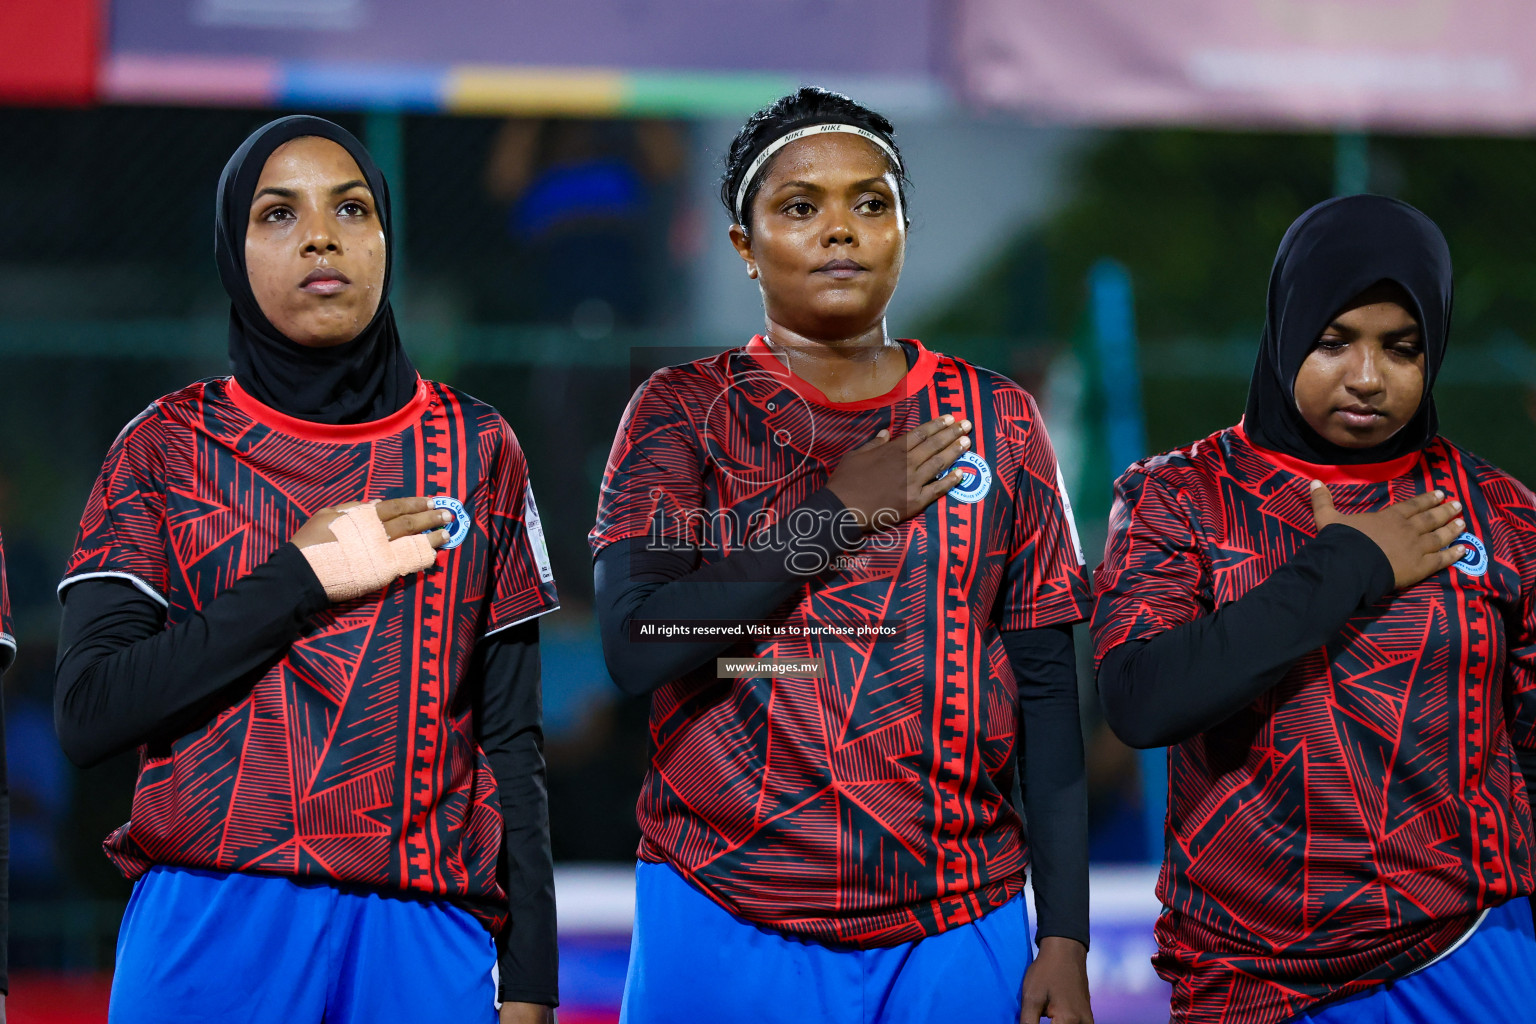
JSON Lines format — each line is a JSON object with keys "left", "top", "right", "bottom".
{"left": 1036, "top": 934, "right": 1088, "bottom": 957}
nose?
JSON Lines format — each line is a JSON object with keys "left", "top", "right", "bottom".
{"left": 1344, "top": 344, "right": 1385, "bottom": 398}
{"left": 301, "top": 212, "right": 340, "bottom": 256}
{"left": 822, "top": 214, "right": 855, "bottom": 248}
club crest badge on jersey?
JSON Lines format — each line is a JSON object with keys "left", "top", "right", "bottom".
{"left": 429, "top": 496, "right": 472, "bottom": 550}
{"left": 945, "top": 451, "right": 993, "bottom": 504}
{"left": 1452, "top": 531, "right": 1487, "bottom": 577}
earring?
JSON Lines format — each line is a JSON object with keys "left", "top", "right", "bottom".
{"left": 748, "top": 266, "right": 758, "bottom": 279}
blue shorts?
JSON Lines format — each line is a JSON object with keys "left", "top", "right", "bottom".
{"left": 1294, "top": 896, "right": 1536, "bottom": 1023}
{"left": 109, "top": 866, "right": 497, "bottom": 1024}
{"left": 620, "top": 860, "right": 1033, "bottom": 1024}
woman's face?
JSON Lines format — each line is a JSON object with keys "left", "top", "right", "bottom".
{"left": 1293, "top": 290, "right": 1426, "bottom": 449}
{"left": 245, "top": 136, "right": 386, "bottom": 348}
{"left": 730, "top": 133, "right": 905, "bottom": 340}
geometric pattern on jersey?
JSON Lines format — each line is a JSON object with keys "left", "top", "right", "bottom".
{"left": 591, "top": 338, "right": 1090, "bottom": 947}
{"left": 62, "top": 376, "right": 559, "bottom": 933}
{"left": 0, "top": 531, "right": 13, "bottom": 672}
{"left": 1091, "top": 423, "right": 1536, "bottom": 1024}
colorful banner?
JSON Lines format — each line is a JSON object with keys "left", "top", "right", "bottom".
{"left": 101, "top": 0, "right": 941, "bottom": 115}
{"left": 957, "top": 0, "right": 1536, "bottom": 131}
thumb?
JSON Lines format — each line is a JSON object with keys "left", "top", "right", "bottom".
{"left": 1309, "top": 480, "right": 1337, "bottom": 525}
{"left": 854, "top": 428, "right": 891, "bottom": 452}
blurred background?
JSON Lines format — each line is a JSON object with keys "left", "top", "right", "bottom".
{"left": 4, "top": 1, "right": 1536, "bottom": 1021}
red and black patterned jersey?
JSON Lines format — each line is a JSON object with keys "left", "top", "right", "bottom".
{"left": 0, "top": 532, "right": 13, "bottom": 673}
{"left": 1092, "top": 423, "right": 1536, "bottom": 1024}
{"left": 590, "top": 337, "right": 1090, "bottom": 946}
{"left": 61, "top": 376, "right": 558, "bottom": 930}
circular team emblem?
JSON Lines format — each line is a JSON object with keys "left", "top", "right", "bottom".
{"left": 1452, "top": 531, "right": 1487, "bottom": 577}
{"left": 429, "top": 496, "right": 471, "bottom": 550}
{"left": 944, "top": 451, "right": 993, "bottom": 504}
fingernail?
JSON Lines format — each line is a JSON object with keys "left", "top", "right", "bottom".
{"left": 1435, "top": 490, "right": 1445, "bottom": 499}
{"left": 441, "top": 511, "right": 452, "bottom": 523}
{"left": 942, "top": 414, "right": 954, "bottom": 425}
{"left": 1454, "top": 519, "right": 1465, "bottom": 531}
{"left": 961, "top": 420, "right": 972, "bottom": 431}
{"left": 1310, "top": 480, "right": 1322, "bottom": 490}
{"left": 1451, "top": 501, "right": 1462, "bottom": 512}
{"left": 960, "top": 436, "right": 971, "bottom": 448}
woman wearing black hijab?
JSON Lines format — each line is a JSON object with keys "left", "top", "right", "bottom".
{"left": 1091, "top": 195, "right": 1536, "bottom": 1023}
{"left": 54, "top": 117, "right": 559, "bottom": 1023}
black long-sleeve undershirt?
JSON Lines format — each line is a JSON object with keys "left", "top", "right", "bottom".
{"left": 0, "top": 654, "right": 11, "bottom": 996}
{"left": 593, "top": 499, "right": 1090, "bottom": 945}
{"left": 1096, "top": 523, "right": 1394, "bottom": 750}
{"left": 55, "top": 544, "right": 329, "bottom": 767}
{"left": 472, "top": 621, "right": 558, "bottom": 1007}
{"left": 54, "top": 550, "right": 558, "bottom": 1004}
{"left": 1004, "top": 624, "right": 1090, "bottom": 947}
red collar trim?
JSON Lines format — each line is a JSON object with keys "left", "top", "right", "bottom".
{"left": 744, "top": 336, "right": 938, "bottom": 410}
{"left": 224, "top": 376, "right": 432, "bottom": 444}
{"left": 1235, "top": 420, "right": 1422, "bottom": 485}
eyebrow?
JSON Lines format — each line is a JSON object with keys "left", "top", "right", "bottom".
{"left": 252, "top": 180, "right": 371, "bottom": 202}
{"left": 1324, "top": 321, "right": 1422, "bottom": 339}
{"left": 769, "top": 176, "right": 894, "bottom": 195}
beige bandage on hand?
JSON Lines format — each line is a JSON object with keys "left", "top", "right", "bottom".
{"left": 301, "top": 503, "right": 438, "bottom": 602}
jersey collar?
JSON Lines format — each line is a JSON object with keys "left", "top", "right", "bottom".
{"left": 1236, "top": 419, "right": 1423, "bottom": 485}
{"left": 225, "top": 376, "right": 432, "bottom": 444}
{"left": 745, "top": 336, "right": 938, "bottom": 411}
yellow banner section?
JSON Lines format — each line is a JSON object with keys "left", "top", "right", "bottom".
{"left": 446, "top": 67, "right": 623, "bottom": 116}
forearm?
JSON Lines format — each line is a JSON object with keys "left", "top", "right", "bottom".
{"left": 594, "top": 488, "right": 862, "bottom": 695}
{"left": 1097, "top": 523, "right": 1393, "bottom": 749}
{"left": 54, "top": 543, "right": 328, "bottom": 767}
{"left": 478, "top": 625, "right": 559, "bottom": 1007}
{"left": 1006, "top": 624, "right": 1089, "bottom": 948}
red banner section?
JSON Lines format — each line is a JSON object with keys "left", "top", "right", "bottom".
{"left": 0, "top": 0, "right": 101, "bottom": 104}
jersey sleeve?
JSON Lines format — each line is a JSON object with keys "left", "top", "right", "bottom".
{"left": 1492, "top": 477, "right": 1536, "bottom": 760}
{"left": 995, "top": 392, "right": 1091, "bottom": 631}
{"left": 589, "top": 373, "right": 705, "bottom": 556}
{"left": 60, "top": 408, "right": 171, "bottom": 607}
{"left": 483, "top": 419, "right": 559, "bottom": 636}
{"left": 0, "top": 530, "right": 14, "bottom": 673}
{"left": 1089, "top": 466, "right": 1209, "bottom": 666}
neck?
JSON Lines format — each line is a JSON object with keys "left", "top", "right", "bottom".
{"left": 762, "top": 317, "right": 905, "bottom": 403}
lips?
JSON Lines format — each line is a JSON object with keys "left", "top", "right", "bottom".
{"left": 1335, "top": 404, "right": 1385, "bottom": 428}
{"left": 814, "top": 258, "right": 866, "bottom": 279}
{"left": 301, "top": 266, "right": 350, "bottom": 295}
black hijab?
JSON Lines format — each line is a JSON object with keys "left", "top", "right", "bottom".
{"left": 214, "top": 115, "right": 418, "bottom": 425}
{"left": 1244, "top": 194, "right": 1452, "bottom": 465}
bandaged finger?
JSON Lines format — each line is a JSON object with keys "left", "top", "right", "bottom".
{"left": 302, "top": 503, "right": 437, "bottom": 602}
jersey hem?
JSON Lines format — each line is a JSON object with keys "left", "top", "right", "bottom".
{"left": 58, "top": 571, "right": 169, "bottom": 608}
{"left": 485, "top": 603, "right": 561, "bottom": 637}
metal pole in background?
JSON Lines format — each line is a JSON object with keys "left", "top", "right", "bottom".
{"left": 1088, "top": 258, "right": 1165, "bottom": 864}
{"left": 1334, "top": 131, "right": 1370, "bottom": 195}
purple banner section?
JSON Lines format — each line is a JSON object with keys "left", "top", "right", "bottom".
{"left": 111, "top": 0, "right": 937, "bottom": 76}
{"left": 958, "top": 0, "right": 1536, "bottom": 131}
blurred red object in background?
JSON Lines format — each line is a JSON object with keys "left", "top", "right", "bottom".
{"left": 0, "top": 0, "right": 101, "bottom": 105}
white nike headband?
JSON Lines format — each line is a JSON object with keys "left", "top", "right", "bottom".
{"left": 733, "top": 122, "right": 903, "bottom": 225}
